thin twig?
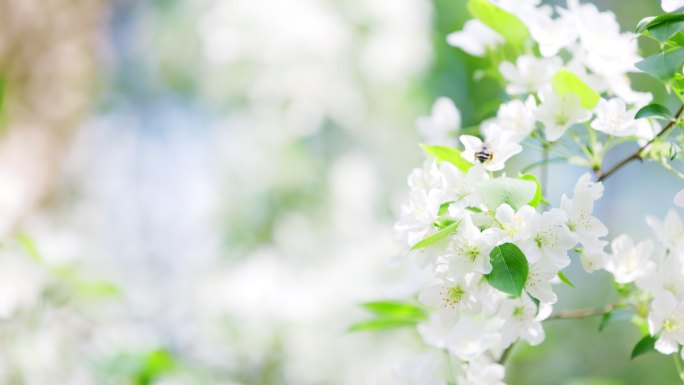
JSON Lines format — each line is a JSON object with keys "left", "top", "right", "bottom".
{"left": 597, "top": 105, "right": 684, "bottom": 182}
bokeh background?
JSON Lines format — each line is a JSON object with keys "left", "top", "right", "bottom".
{"left": 0, "top": 0, "right": 682, "bottom": 384}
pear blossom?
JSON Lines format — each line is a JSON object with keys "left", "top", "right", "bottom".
{"left": 520, "top": 208, "right": 575, "bottom": 268}
{"left": 637, "top": 254, "right": 684, "bottom": 302}
{"left": 591, "top": 98, "right": 639, "bottom": 137}
{"left": 441, "top": 159, "right": 488, "bottom": 209}
{"left": 560, "top": 173, "right": 608, "bottom": 250}
{"left": 535, "top": 85, "right": 592, "bottom": 141}
{"left": 418, "top": 274, "right": 484, "bottom": 327}
{"left": 494, "top": 96, "right": 537, "bottom": 143}
{"left": 498, "top": 296, "right": 546, "bottom": 346}
{"left": 493, "top": 204, "right": 536, "bottom": 242}
{"left": 635, "top": 118, "right": 659, "bottom": 147}
{"left": 444, "top": 316, "right": 503, "bottom": 360}
{"left": 457, "top": 358, "right": 506, "bottom": 385}
{"left": 525, "top": 260, "right": 559, "bottom": 304}
{"left": 447, "top": 20, "right": 504, "bottom": 57}
{"left": 407, "top": 158, "right": 448, "bottom": 191}
{"left": 526, "top": 11, "right": 578, "bottom": 58}
{"left": 604, "top": 234, "right": 655, "bottom": 284}
{"left": 417, "top": 313, "right": 502, "bottom": 361}
{"left": 562, "top": 0, "right": 641, "bottom": 77}
{"left": 394, "top": 188, "right": 446, "bottom": 248}
{"left": 646, "top": 210, "right": 684, "bottom": 252}
{"left": 648, "top": 293, "right": 684, "bottom": 355}
{"left": 446, "top": 215, "right": 500, "bottom": 276}
{"left": 579, "top": 247, "right": 608, "bottom": 273}
{"left": 459, "top": 125, "right": 522, "bottom": 172}
{"left": 662, "top": 0, "right": 684, "bottom": 13}
{"left": 499, "top": 55, "right": 562, "bottom": 95}
{"left": 417, "top": 97, "right": 461, "bottom": 146}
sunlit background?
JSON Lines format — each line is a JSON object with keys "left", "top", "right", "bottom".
{"left": 0, "top": 0, "right": 681, "bottom": 384}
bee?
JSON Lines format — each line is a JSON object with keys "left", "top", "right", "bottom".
{"left": 474, "top": 144, "right": 493, "bottom": 164}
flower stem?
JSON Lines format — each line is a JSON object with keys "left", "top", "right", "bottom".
{"left": 596, "top": 104, "right": 684, "bottom": 182}
{"left": 674, "top": 353, "right": 684, "bottom": 383}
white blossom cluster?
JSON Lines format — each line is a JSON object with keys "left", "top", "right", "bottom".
{"left": 386, "top": 0, "right": 683, "bottom": 383}
{"left": 393, "top": 159, "right": 607, "bottom": 383}
{"left": 597, "top": 191, "right": 684, "bottom": 360}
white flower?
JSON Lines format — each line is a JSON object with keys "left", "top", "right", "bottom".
{"left": 591, "top": 98, "right": 639, "bottom": 137}
{"left": 579, "top": 247, "right": 608, "bottom": 273}
{"left": 572, "top": 171, "right": 604, "bottom": 200}
{"left": 444, "top": 316, "right": 503, "bottom": 360}
{"left": 457, "top": 358, "right": 506, "bottom": 385}
{"left": 525, "top": 260, "right": 559, "bottom": 304}
{"left": 662, "top": 0, "right": 684, "bottom": 13}
{"left": 394, "top": 188, "right": 446, "bottom": 248}
{"left": 499, "top": 55, "right": 563, "bottom": 95}
{"left": 521, "top": 208, "right": 575, "bottom": 268}
{"left": 447, "top": 20, "right": 504, "bottom": 57}
{"left": 418, "top": 274, "right": 483, "bottom": 327}
{"left": 562, "top": 0, "right": 640, "bottom": 77}
{"left": 637, "top": 254, "right": 684, "bottom": 302}
{"left": 526, "top": 11, "right": 578, "bottom": 57}
{"left": 447, "top": 215, "right": 500, "bottom": 276}
{"left": 647, "top": 210, "right": 684, "bottom": 252}
{"left": 407, "top": 158, "right": 447, "bottom": 191}
{"left": 387, "top": 353, "right": 446, "bottom": 385}
{"left": 675, "top": 189, "right": 684, "bottom": 208}
{"left": 459, "top": 125, "right": 522, "bottom": 172}
{"left": 560, "top": 173, "right": 608, "bottom": 250}
{"left": 442, "top": 164, "right": 488, "bottom": 211}
{"left": 535, "top": 85, "right": 592, "bottom": 142}
{"left": 494, "top": 96, "right": 537, "bottom": 143}
{"left": 417, "top": 97, "right": 461, "bottom": 146}
{"left": 604, "top": 234, "right": 655, "bottom": 284}
{"left": 417, "top": 313, "right": 502, "bottom": 361}
{"left": 498, "top": 296, "right": 546, "bottom": 347}
{"left": 648, "top": 293, "right": 684, "bottom": 355}
{"left": 635, "top": 118, "right": 658, "bottom": 147}
{"left": 493, "top": 204, "right": 536, "bottom": 242}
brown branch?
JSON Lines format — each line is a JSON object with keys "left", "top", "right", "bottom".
{"left": 597, "top": 104, "right": 684, "bottom": 182}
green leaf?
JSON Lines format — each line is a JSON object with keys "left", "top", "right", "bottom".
{"left": 485, "top": 243, "right": 529, "bottom": 297}
{"left": 420, "top": 144, "right": 472, "bottom": 172}
{"left": 348, "top": 319, "right": 419, "bottom": 332}
{"left": 361, "top": 301, "right": 428, "bottom": 320}
{"left": 672, "top": 72, "right": 684, "bottom": 92}
{"left": 636, "top": 16, "right": 657, "bottom": 34}
{"left": 631, "top": 335, "right": 657, "bottom": 359}
{"left": 17, "top": 233, "right": 41, "bottom": 262}
{"left": 598, "top": 309, "right": 634, "bottom": 332}
{"left": 635, "top": 103, "right": 673, "bottom": 120}
{"left": 476, "top": 177, "right": 537, "bottom": 211}
{"left": 557, "top": 271, "right": 575, "bottom": 288}
{"left": 551, "top": 68, "right": 600, "bottom": 109}
{"left": 467, "top": 0, "right": 530, "bottom": 49}
{"left": 438, "top": 201, "right": 453, "bottom": 216}
{"left": 644, "top": 13, "right": 684, "bottom": 42}
{"left": 140, "top": 349, "right": 175, "bottom": 384}
{"left": 411, "top": 220, "right": 460, "bottom": 250}
{"left": 518, "top": 174, "right": 542, "bottom": 207}
{"left": 635, "top": 47, "right": 684, "bottom": 80}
